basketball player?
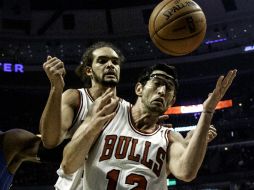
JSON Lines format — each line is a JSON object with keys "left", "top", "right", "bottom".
{"left": 40, "top": 42, "right": 125, "bottom": 189}
{"left": 0, "top": 129, "right": 70, "bottom": 190}
{"left": 40, "top": 41, "right": 208, "bottom": 149}
{"left": 40, "top": 42, "right": 218, "bottom": 189}
{"left": 40, "top": 42, "right": 125, "bottom": 149}
{"left": 61, "top": 64, "right": 236, "bottom": 189}
{"left": 0, "top": 129, "right": 40, "bottom": 190}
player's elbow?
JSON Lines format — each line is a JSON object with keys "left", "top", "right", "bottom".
{"left": 181, "top": 173, "right": 197, "bottom": 182}
{"left": 172, "top": 164, "right": 197, "bottom": 182}
{"left": 61, "top": 165, "right": 73, "bottom": 175}
{"left": 61, "top": 147, "right": 81, "bottom": 175}
{"left": 41, "top": 138, "right": 59, "bottom": 149}
{"left": 61, "top": 161, "right": 77, "bottom": 175}
{"left": 177, "top": 170, "right": 197, "bottom": 182}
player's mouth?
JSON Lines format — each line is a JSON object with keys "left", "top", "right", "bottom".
{"left": 152, "top": 98, "right": 165, "bottom": 106}
{"left": 104, "top": 71, "right": 117, "bottom": 78}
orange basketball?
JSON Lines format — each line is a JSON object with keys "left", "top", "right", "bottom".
{"left": 149, "top": 0, "right": 207, "bottom": 56}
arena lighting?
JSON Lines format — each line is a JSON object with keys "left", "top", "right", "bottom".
{"left": 167, "top": 178, "right": 176, "bottom": 186}
{"left": 0, "top": 62, "right": 24, "bottom": 73}
{"left": 164, "top": 100, "right": 232, "bottom": 115}
{"left": 172, "top": 125, "right": 196, "bottom": 132}
{"left": 244, "top": 45, "right": 254, "bottom": 52}
{"left": 205, "top": 38, "right": 227, "bottom": 45}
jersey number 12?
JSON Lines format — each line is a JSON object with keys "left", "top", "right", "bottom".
{"left": 107, "top": 169, "right": 147, "bottom": 190}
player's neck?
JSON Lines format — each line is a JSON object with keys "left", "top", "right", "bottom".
{"left": 89, "top": 85, "right": 117, "bottom": 100}
{"left": 131, "top": 104, "right": 159, "bottom": 132}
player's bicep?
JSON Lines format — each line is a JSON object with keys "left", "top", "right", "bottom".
{"left": 167, "top": 132, "right": 186, "bottom": 176}
{"left": 61, "top": 89, "right": 80, "bottom": 134}
{"left": 173, "top": 131, "right": 187, "bottom": 146}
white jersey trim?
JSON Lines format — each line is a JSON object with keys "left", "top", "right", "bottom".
{"left": 127, "top": 106, "right": 163, "bottom": 136}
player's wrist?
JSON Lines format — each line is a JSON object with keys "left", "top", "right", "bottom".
{"left": 202, "top": 110, "right": 214, "bottom": 114}
{"left": 50, "top": 83, "right": 64, "bottom": 92}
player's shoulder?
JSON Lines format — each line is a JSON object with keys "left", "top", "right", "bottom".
{"left": 167, "top": 130, "right": 184, "bottom": 143}
{"left": 63, "top": 88, "right": 80, "bottom": 96}
{"left": 62, "top": 88, "right": 81, "bottom": 106}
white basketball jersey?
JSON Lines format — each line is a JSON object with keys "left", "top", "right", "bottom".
{"left": 55, "top": 88, "right": 130, "bottom": 190}
{"left": 83, "top": 102, "right": 170, "bottom": 190}
{"left": 55, "top": 88, "right": 94, "bottom": 190}
{"left": 66, "top": 88, "right": 94, "bottom": 138}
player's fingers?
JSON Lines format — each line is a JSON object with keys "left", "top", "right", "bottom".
{"left": 218, "top": 70, "right": 236, "bottom": 95}
{"left": 215, "top": 75, "right": 224, "bottom": 90}
{"left": 47, "top": 55, "right": 52, "bottom": 61}
{"left": 54, "top": 68, "right": 66, "bottom": 77}
{"left": 222, "top": 69, "right": 237, "bottom": 92}
{"left": 207, "top": 132, "right": 216, "bottom": 142}
{"left": 209, "top": 124, "right": 215, "bottom": 129}
{"left": 100, "top": 88, "right": 114, "bottom": 100}
{"left": 209, "top": 130, "right": 217, "bottom": 137}
{"left": 62, "top": 68, "right": 67, "bottom": 77}
{"left": 158, "top": 115, "right": 169, "bottom": 123}
{"left": 46, "top": 63, "right": 65, "bottom": 79}
{"left": 209, "top": 129, "right": 217, "bottom": 135}
{"left": 208, "top": 125, "right": 217, "bottom": 133}
{"left": 91, "top": 91, "right": 114, "bottom": 113}
{"left": 99, "top": 112, "right": 116, "bottom": 126}
{"left": 48, "top": 58, "right": 64, "bottom": 67}
{"left": 49, "top": 61, "right": 64, "bottom": 70}
{"left": 99, "top": 97, "right": 119, "bottom": 115}
{"left": 99, "top": 91, "right": 114, "bottom": 106}
{"left": 208, "top": 130, "right": 217, "bottom": 138}
{"left": 43, "top": 57, "right": 62, "bottom": 70}
{"left": 209, "top": 125, "right": 216, "bottom": 131}
{"left": 223, "top": 70, "right": 236, "bottom": 85}
{"left": 52, "top": 60, "right": 64, "bottom": 67}
{"left": 221, "top": 70, "right": 232, "bottom": 88}
{"left": 46, "top": 57, "right": 59, "bottom": 64}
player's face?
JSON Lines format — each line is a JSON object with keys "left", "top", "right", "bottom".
{"left": 141, "top": 70, "right": 175, "bottom": 115}
{"left": 91, "top": 47, "right": 120, "bottom": 87}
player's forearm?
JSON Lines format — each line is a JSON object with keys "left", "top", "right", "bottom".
{"left": 179, "top": 112, "right": 213, "bottom": 180}
{"left": 40, "top": 87, "right": 63, "bottom": 148}
{"left": 61, "top": 123, "right": 101, "bottom": 174}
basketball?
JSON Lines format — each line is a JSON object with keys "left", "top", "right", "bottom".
{"left": 149, "top": 0, "right": 207, "bottom": 56}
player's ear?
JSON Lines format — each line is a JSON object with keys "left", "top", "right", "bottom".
{"left": 85, "top": 66, "right": 92, "bottom": 76}
{"left": 169, "top": 96, "right": 176, "bottom": 106}
{"left": 168, "top": 96, "right": 176, "bottom": 106}
{"left": 135, "top": 82, "right": 143, "bottom": 96}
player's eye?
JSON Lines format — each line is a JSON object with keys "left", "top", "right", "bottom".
{"left": 98, "top": 58, "right": 108, "bottom": 64}
{"left": 151, "top": 79, "right": 161, "bottom": 86}
{"left": 112, "top": 59, "right": 120, "bottom": 65}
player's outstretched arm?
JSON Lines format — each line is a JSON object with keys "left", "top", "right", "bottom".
{"left": 167, "top": 70, "right": 237, "bottom": 182}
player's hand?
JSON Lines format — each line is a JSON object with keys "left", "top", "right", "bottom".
{"left": 207, "top": 125, "right": 217, "bottom": 143}
{"left": 86, "top": 88, "right": 119, "bottom": 132}
{"left": 203, "top": 69, "right": 237, "bottom": 112}
{"left": 43, "top": 56, "right": 66, "bottom": 89}
{"left": 157, "top": 115, "right": 173, "bottom": 128}
{"left": 185, "top": 125, "right": 217, "bottom": 143}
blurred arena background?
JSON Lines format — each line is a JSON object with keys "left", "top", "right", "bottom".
{"left": 0, "top": 0, "right": 254, "bottom": 189}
